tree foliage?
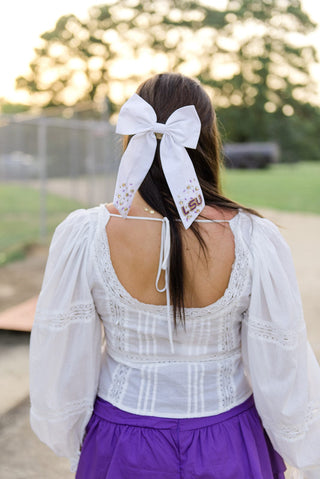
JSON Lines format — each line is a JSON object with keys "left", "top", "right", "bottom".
{"left": 16, "top": 0, "right": 320, "bottom": 161}
{"left": 0, "top": 100, "right": 30, "bottom": 114}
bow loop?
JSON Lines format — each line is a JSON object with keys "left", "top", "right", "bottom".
{"left": 165, "top": 105, "right": 201, "bottom": 149}
{"left": 116, "top": 94, "right": 156, "bottom": 135}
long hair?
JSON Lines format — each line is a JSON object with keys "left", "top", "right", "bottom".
{"left": 123, "top": 73, "right": 259, "bottom": 327}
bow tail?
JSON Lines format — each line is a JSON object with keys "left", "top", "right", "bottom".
{"left": 161, "top": 138, "right": 205, "bottom": 229}
{"left": 113, "top": 133, "right": 156, "bottom": 216}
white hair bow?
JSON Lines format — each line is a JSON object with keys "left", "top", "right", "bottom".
{"left": 113, "top": 93, "right": 205, "bottom": 229}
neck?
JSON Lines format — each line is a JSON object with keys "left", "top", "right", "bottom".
{"left": 128, "top": 193, "right": 163, "bottom": 218}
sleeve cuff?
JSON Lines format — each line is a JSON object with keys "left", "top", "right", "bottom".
{"left": 70, "top": 450, "right": 81, "bottom": 473}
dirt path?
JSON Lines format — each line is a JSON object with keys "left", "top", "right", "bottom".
{"left": 0, "top": 397, "right": 73, "bottom": 479}
{"left": 260, "top": 209, "right": 320, "bottom": 358}
{"left": 0, "top": 244, "right": 48, "bottom": 313}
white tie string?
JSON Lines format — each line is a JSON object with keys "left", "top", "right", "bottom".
{"left": 155, "top": 217, "right": 171, "bottom": 293}
{"left": 155, "top": 218, "right": 174, "bottom": 353}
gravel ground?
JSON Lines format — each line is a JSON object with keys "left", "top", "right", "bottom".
{"left": 0, "top": 397, "right": 72, "bottom": 479}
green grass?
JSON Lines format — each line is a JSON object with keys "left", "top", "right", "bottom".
{"left": 222, "top": 161, "right": 320, "bottom": 214}
{"left": 0, "top": 185, "right": 85, "bottom": 266}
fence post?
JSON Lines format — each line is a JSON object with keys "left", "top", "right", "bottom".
{"left": 86, "top": 122, "right": 95, "bottom": 206}
{"left": 38, "top": 119, "right": 47, "bottom": 241}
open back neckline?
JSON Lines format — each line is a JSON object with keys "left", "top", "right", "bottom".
{"left": 96, "top": 204, "right": 246, "bottom": 316}
{"left": 104, "top": 206, "right": 240, "bottom": 224}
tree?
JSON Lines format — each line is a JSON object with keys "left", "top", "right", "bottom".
{"left": 15, "top": 1, "right": 227, "bottom": 111}
{"left": 16, "top": 0, "right": 320, "bottom": 160}
{"left": 198, "top": 0, "right": 320, "bottom": 161}
{"left": 0, "top": 99, "right": 30, "bottom": 114}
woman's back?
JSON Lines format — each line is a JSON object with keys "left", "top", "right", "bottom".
{"left": 106, "top": 200, "right": 236, "bottom": 308}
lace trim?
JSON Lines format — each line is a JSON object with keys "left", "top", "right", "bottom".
{"left": 243, "top": 316, "right": 306, "bottom": 350}
{"left": 34, "top": 303, "right": 96, "bottom": 329}
{"left": 219, "top": 357, "right": 235, "bottom": 408}
{"left": 108, "top": 301, "right": 126, "bottom": 351}
{"left": 94, "top": 205, "right": 251, "bottom": 319}
{"left": 263, "top": 400, "right": 320, "bottom": 442}
{"left": 107, "top": 363, "right": 130, "bottom": 403}
{"left": 107, "top": 347, "right": 242, "bottom": 364}
{"left": 31, "top": 399, "right": 93, "bottom": 422}
{"left": 219, "top": 311, "right": 236, "bottom": 407}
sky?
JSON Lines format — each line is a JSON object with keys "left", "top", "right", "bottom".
{"left": 0, "top": 0, "right": 319, "bottom": 103}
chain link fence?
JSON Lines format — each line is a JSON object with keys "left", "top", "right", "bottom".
{"left": 0, "top": 114, "right": 121, "bottom": 239}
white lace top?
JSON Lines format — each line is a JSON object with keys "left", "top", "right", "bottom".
{"left": 29, "top": 204, "right": 320, "bottom": 477}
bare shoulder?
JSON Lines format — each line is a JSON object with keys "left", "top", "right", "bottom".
{"left": 105, "top": 203, "right": 119, "bottom": 215}
{"left": 104, "top": 203, "right": 162, "bottom": 255}
{"left": 200, "top": 205, "right": 239, "bottom": 221}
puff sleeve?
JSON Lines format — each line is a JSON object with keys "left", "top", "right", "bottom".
{"left": 29, "top": 208, "right": 102, "bottom": 472}
{"left": 241, "top": 216, "right": 320, "bottom": 479}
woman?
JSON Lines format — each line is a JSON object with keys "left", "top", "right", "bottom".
{"left": 30, "top": 73, "right": 320, "bottom": 478}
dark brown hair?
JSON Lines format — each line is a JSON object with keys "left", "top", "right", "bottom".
{"left": 124, "top": 73, "right": 259, "bottom": 327}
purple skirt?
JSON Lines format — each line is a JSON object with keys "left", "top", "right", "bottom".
{"left": 76, "top": 395, "right": 286, "bottom": 479}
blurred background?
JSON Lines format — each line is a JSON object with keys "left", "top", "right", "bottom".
{"left": 0, "top": 0, "right": 319, "bottom": 477}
